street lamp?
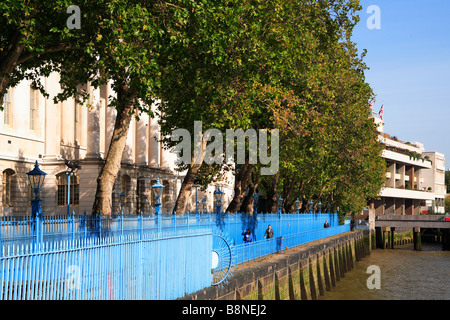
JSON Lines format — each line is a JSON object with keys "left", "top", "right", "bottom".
{"left": 26, "top": 161, "right": 47, "bottom": 218}
{"left": 309, "top": 200, "right": 313, "bottom": 214}
{"left": 277, "top": 196, "right": 283, "bottom": 214}
{"left": 152, "top": 178, "right": 164, "bottom": 215}
{"left": 252, "top": 192, "right": 259, "bottom": 215}
{"left": 214, "top": 187, "right": 224, "bottom": 215}
{"left": 294, "top": 198, "right": 301, "bottom": 214}
{"left": 318, "top": 201, "right": 322, "bottom": 214}
{"left": 119, "top": 192, "right": 125, "bottom": 215}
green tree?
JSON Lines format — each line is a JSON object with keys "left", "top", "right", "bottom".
{"left": 0, "top": 1, "right": 103, "bottom": 104}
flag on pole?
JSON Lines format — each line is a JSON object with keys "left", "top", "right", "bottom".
{"left": 379, "top": 104, "right": 384, "bottom": 119}
{"left": 368, "top": 100, "right": 374, "bottom": 111}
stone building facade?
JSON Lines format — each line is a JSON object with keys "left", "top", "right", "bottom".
{"left": 0, "top": 72, "right": 234, "bottom": 216}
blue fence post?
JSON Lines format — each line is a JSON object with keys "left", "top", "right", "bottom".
{"left": 157, "top": 209, "right": 161, "bottom": 233}
{"left": 34, "top": 215, "right": 39, "bottom": 244}
{"left": 186, "top": 211, "right": 189, "bottom": 231}
{"left": 83, "top": 210, "right": 87, "bottom": 239}
{"left": 120, "top": 209, "right": 124, "bottom": 237}
{"left": 98, "top": 213, "right": 102, "bottom": 237}
{"left": 139, "top": 211, "right": 143, "bottom": 239}
{"left": 173, "top": 211, "right": 176, "bottom": 232}
{"left": 71, "top": 210, "right": 75, "bottom": 244}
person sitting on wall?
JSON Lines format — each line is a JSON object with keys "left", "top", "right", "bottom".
{"left": 242, "top": 229, "right": 253, "bottom": 243}
{"left": 264, "top": 224, "right": 274, "bottom": 239}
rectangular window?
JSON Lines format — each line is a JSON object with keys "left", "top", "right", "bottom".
{"left": 3, "top": 89, "right": 12, "bottom": 126}
{"left": 30, "top": 87, "right": 38, "bottom": 131}
{"left": 57, "top": 175, "right": 80, "bottom": 206}
{"left": 74, "top": 102, "right": 79, "bottom": 142}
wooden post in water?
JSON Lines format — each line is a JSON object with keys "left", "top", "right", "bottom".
{"left": 413, "top": 227, "right": 421, "bottom": 251}
{"left": 390, "top": 227, "right": 395, "bottom": 249}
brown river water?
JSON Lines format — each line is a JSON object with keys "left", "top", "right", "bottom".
{"left": 319, "top": 243, "right": 450, "bottom": 300}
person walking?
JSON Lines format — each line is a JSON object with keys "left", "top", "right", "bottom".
{"left": 324, "top": 220, "right": 330, "bottom": 228}
{"left": 242, "top": 229, "right": 253, "bottom": 243}
{"left": 264, "top": 224, "right": 274, "bottom": 239}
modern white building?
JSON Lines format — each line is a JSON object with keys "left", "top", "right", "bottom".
{"left": 421, "top": 151, "right": 446, "bottom": 213}
{"left": 369, "top": 111, "right": 445, "bottom": 215}
{"left": 0, "top": 73, "right": 234, "bottom": 216}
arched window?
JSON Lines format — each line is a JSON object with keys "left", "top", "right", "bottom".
{"left": 56, "top": 173, "right": 79, "bottom": 206}
{"left": 2, "top": 169, "right": 15, "bottom": 207}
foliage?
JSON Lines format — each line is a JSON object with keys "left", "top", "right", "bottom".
{"left": 1, "top": 0, "right": 387, "bottom": 215}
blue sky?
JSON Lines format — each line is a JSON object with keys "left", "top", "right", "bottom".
{"left": 351, "top": 0, "right": 450, "bottom": 169}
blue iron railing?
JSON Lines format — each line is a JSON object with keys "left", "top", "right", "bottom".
{"left": 0, "top": 211, "right": 349, "bottom": 300}
{"left": 0, "top": 229, "right": 212, "bottom": 300}
{"left": 234, "top": 224, "right": 350, "bottom": 266}
{"left": 0, "top": 211, "right": 340, "bottom": 250}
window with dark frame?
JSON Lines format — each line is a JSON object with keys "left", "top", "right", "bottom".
{"left": 56, "top": 173, "right": 79, "bottom": 206}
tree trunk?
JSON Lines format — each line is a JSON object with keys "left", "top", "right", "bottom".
{"left": 264, "top": 172, "right": 279, "bottom": 213}
{"left": 92, "top": 84, "right": 135, "bottom": 216}
{"left": 240, "top": 180, "right": 259, "bottom": 214}
{"left": 226, "top": 160, "right": 252, "bottom": 213}
{"left": 283, "top": 176, "right": 296, "bottom": 213}
{"left": 172, "top": 139, "right": 207, "bottom": 214}
{"left": 172, "top": 163, "right": 203, "bottom": 214}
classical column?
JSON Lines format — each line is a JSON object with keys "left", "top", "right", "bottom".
{"left": 122, "top": 117, "right": 134, "bottom": 164}
{"left": 148, "top": 102, "right": 160, "bottom": 167}
{"left": 105, "top": 81, "right": 116, "bottom": 151}
{"left": 160, "top": 139, "right": 170, "bottom": 170}
{"left": 86, "top": 84, "right": 101, "bottom": 159}
{"left": 135, "top": 112, "right": 148, "bottom": 165}
{"left": 43, "top": 73, "right": 61, "bottom": 160}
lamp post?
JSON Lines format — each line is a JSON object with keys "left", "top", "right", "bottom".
{"left": 277, "top": 196, "right": 283, "bottom": 214}
{"left": 214, "top": 187, "right": 224, "bottom": 215}
{"left": 294, "top": 198, "right": 301, "bottom": 214}
{"left": 309, "top": 200, "right": 313, "bottom": 214}
{"left": 252, "top": 192, "right": 259, "bottom": 215}
{"left": 152, "top": 178, "right": 164, "bottom": 216}
{"left": 202, "top": 197, "right": 206, "bottom": 214}
{"left": 119, "top": 192, "right": 125, "bottom": 215}
{"left": 318, "top": 201, "right": 322, "bottom": 214}
{"left": 26, "top": 161, "right": 47, "bottom": 219}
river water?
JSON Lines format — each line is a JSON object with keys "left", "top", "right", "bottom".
{"left": 319, "top": 243, "right": 450, "bottom": 300}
